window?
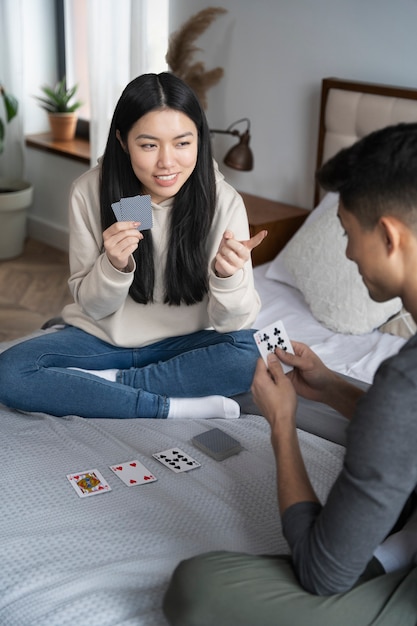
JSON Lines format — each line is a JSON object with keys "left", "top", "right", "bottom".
{"left": 56, "top": 0, "right": 169, "bottom": 124}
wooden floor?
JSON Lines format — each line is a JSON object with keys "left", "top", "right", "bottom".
{"left": 0, "top": 238, "right": 73, "bottom": 342}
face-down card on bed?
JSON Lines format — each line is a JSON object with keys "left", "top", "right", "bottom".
{"left": 192, "top": 427, "right": 243, "bottom": 461}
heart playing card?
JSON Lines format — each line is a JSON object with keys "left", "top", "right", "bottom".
{"left": 152, "top": 448, "right": 201, "bottom": 473}
{"left": 109, "top": 459, "right": 157, "bottom": 486}
{"left": 67, "top": 469, "right": 111, "bottom": 498}
{"left": 253, "top": 319, "right": 294, "bottom": 373}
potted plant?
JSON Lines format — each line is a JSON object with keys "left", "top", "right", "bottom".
{"left": 34, "top": 77, "right": 82, "bottom": 141}
{"left": 0, "top": 82, "right": 34, "bottom": 259}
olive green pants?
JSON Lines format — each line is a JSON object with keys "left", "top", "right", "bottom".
{"left": 163, "top": 551, "right": 417, "bottom": 626}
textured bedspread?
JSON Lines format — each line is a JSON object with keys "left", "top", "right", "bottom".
{"left": 0, "top": 406, "right": 345, "bottom": 625}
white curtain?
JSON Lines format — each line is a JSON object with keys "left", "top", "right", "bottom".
{"left": 0, "top": 0, "right": 25, "bottom": 179}
{"left": 86, "top": 0, "right": 151, "bottom": 166}
{"left": 2, "top": 0, "right": 167, "bottom": 172}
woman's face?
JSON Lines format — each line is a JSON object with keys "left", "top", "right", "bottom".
{"left": 119, "top": 108, "right": 198, "bottom": 204}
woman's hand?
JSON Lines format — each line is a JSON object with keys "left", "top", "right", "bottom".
{"left": 214, "top": 229, "right": 267, "bottom": 277}
{"left": 103, "top": 221, "right": 143, "bottom": 271}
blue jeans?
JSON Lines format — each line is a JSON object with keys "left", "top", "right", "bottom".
{"left": 0, "top": 326, "right": 259, "bottom": 418}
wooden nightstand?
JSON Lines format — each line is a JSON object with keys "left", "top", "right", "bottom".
{"left": 240, "top": 192, "right": 309, "bottom": 267}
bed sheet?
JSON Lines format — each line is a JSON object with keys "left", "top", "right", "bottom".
{"left": 253, "top": 262, "right": 406, "bottom": 384}
{"left": 0, "top": 405, "right": 345, "bottom": 626}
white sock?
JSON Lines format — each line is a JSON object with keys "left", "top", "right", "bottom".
{"left": 167, "top": 396, "right": 240, "bottom": 419}
{"left": 68, "top": 367, "right": 118, "bottom": 382}
{"left": 374, "top": 508, "right": 417, "bottom": 573}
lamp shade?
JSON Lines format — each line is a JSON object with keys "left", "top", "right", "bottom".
{"left": 210, "top": 118, "right": 254, "bottom": 171}
{"left": 223, "top": 130, "right": 253, "bottom": 171}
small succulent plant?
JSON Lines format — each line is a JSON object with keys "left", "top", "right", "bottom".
{"left": 34, "top": 77, "right": 82, "bottom": 114}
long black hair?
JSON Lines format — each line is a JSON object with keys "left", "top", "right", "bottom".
{"left": 100, "top": 72, "right": 216, "bottom": 305}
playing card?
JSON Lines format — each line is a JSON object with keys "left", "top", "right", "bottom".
{"left": 67, "top": 469, "right": 111, "bottom": 498}
{"left": 111, "top": 200, "right": 122, "bottom": 221}
{"left": 253, "top": 319, "right": 295, "bottom": 373}
{"left": 152, "top": 447, "right": 201, "bottom": 473}
{"left": 120, "top": 194, "right": 153, "bottom": 230}
{"left": 109, "top": 459, "right": 157, "bottom": 486}
{"left": 192, "top": 427, "right": 243, "bottom": 461}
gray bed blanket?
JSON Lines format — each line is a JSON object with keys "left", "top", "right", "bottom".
{"left": 0, "top": 405, "right": 345, "bottom": 625}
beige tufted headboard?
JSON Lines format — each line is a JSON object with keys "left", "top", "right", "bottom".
{"left": 314, "top": 78, "right": 417, "bottom": 205}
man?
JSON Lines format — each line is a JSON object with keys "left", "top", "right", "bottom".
{"left": 163, "top": 123, "right": 417, "bottom": 626}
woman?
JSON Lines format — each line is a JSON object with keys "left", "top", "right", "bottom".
{"left": 0, "top": 72, "right": 265, "bottom": 419}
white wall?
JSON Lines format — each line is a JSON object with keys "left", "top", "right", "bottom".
{"left": 170, "top": 0, "right": 417, "bottom": 208}
{"left": 19, "top": 0, "right": 417, "bottom": 249}
{"left": 26, "top": 150, "right": 87, "bottom": 250}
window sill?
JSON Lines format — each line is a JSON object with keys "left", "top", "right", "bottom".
{"left": 25, "top": 132, "right": 90, "bottom": 165}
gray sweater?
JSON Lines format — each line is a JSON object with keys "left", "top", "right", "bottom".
{"left": 283, "top": 333, "right": 417, "bottom": 595}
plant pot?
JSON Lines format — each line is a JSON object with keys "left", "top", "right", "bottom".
{"left": 0, "top": 179, "right": 34, "bottom": 260}
{"left": 48, "top": 113, "right": 78, "bottom": 141}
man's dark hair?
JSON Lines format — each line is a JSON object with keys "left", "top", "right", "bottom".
{"left": 316, "top": 122, "right": 417, "bottom": 229}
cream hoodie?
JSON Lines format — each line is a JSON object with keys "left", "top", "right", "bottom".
{"left": 62, "top": 163, "right": 261, "bottom": 347}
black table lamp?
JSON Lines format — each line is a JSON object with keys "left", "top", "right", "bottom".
{"left": 210, "top": 118, "right": 254, "bottom": 171}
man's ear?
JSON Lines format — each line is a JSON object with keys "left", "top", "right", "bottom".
{"left": 116, "top": 129, "right": 128, "bottom": 153}
{"left": 379, "top": 216, "right": 403, "bottom": 256}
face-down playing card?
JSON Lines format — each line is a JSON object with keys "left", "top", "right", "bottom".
{"left": 111, "top": 200, "right": 122, "bottom": 222}
{"left": 192, "top": 427, "right": 243, "bottom": 461}
{"left": 109, "top": 459, "right": 157, "bottom": 486}
{"left": 253, "top": 319, "right": 295, "bottom": 373}
{"left": 67, "top": 469, "right": 112, "bottom": 498}
{"left": 111, "top": 194, "right": 153, "bottom": 230}
{"left": 152, "top": 448, "right": 201, "bottom": 473}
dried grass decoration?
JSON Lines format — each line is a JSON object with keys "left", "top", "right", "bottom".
{"left": 166, "top": 7, "right": 228, "bottom": 109}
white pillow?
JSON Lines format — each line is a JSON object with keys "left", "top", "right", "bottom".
{"left": 265, "top": 192, "right": 339, "bottom": 285}
{"left": 276, "top": 201, "right": 402, "bottom": 334}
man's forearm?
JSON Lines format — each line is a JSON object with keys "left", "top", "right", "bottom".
{"left": 270, "top": 419, "right": 319, "bottom": 515}
{"left": 323, "top": 376, "right": 364, "bottom": 421}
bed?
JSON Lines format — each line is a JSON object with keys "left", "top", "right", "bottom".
{"left": 2, "top": 78, "right": 417, "bottom": 626}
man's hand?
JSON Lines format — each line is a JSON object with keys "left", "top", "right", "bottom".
{"left": 275, "top": 341, "right": 364, "bottom": 420}
{"left": 251, "top": 353, "right": 297, "bottom": 431}
{"left": 251, "top": 351, "right": 319, "bottom": 512}
{"left": 251, "top": 341, "right": 336, "bottom": 426}
{"left": 275, "top": 341, "right": 337, "bottom": 403}
{"left": 214, "top": 229, "right": 267, "bottom": 277}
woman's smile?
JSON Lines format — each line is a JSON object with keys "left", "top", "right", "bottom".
{"left": 122, "top": 108, "right": 198, "bottom": 205}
